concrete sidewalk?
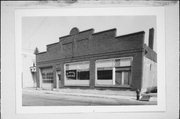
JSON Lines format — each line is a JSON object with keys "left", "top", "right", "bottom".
{"left": 23, "top": 87, "right": 156, "bottom": 102}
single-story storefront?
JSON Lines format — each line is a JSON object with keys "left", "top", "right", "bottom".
{"left": 35, "top": 27, "right": 157, "bottom": 91}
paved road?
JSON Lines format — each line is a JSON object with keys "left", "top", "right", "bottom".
{"left": 22, "top": 90, "right": 156, "bottom": 106}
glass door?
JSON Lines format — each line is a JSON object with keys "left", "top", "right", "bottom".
{"left": 115, "top": 69, "right": 130, "bottom": 86}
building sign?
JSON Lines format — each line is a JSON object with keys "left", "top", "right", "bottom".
{"left": 30, "top": 66, "right": 36, "bottom": 72}
{"left": 66, "top": 70, "right": 76, "bottom": 79}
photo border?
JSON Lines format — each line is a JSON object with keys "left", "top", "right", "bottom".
{"left": 15, "top": 7, "right": 166, "bottom": 113}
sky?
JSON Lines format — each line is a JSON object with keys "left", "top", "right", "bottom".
{"left": 22, "top": 16, "right": 156, "bottom": 53}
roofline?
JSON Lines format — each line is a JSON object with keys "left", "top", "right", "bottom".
{"left": 37, "top": 51, "right": 47, "bottom": 55}
{"left": 144, "top": 43, "right": 157, "bottom": 54}
{"left": 115, "top": 31, "right": 145, "bottom": 39}
{"left": 59, "top": 28, "right": 94, "bottom": 40}
{"left": 92, "top": 28, "right": 117, "bottom": 35}
{"left": 59, "top": 35, "right": 70, "bottom": 40}
{"left": 59, "top": 28, "right": 144, "bottom": 41}
{"left": 79, "top": 28, "right": 94, "bottom": 34}
{"left": 47, "top": 42, "right": 59, "bottom": 47}
{"left": 59, "top": 28, "right": 145, "bottom": 40}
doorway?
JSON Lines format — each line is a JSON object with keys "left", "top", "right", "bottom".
{"left": 115, "top": 68, "right": 131, "bottom": 86}
{"left": 56, "top": 70, "right": 61, "bottom": 88}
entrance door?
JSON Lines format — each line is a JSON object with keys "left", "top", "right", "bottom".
{"left": 123, "top": 71, "right": 130, "bottom": 85}
{"left": 56, "top": 70, "right": 61, "bottom": 88}
{"left": 115, "top": 70, "right": 130, "bottom": 86}
{"left": 115, "top": 71, "right": 122, "bottom": 85}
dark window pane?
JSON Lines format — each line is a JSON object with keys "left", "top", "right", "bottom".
{"left": 97, "top": 70, "right": 112, "bottom": 80}
{"left": 77, "top": 71, "right": 89, "bottom": 80}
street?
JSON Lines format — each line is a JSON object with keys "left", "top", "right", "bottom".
{"left": 22, "top": 89, "right": 157, "bottom": 106}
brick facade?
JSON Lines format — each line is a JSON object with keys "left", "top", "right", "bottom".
{"left": 36, "top": 27, "right": 157, "bottom": 91}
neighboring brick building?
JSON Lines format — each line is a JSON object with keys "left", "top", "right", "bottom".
{"left": 35, "top": 27, "right": 157, "bottom": 91}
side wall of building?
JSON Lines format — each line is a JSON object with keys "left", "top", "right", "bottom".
{"left": 142, "top": 44, "right": 157, "bottom": 91}
{"left": 142, "top": 57, "right": 157, "bottom": 90}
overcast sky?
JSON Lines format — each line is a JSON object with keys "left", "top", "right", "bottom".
{"left": 22, "top": 16, "right": 156, "bottom": 53}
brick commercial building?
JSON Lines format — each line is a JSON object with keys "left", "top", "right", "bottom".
{"left": 35, "top": 27, "right": 157, "bottom": 91}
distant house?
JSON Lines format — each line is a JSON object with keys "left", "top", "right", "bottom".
{"left": 35, "top": 27, "right": 157, "bottom": 91}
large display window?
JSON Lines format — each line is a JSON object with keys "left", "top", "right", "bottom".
{"left": 97, "top": 67, "right": 112, "bottom": 80}
{"left": 77, "top": 70, "right": 89, "bottom": 80}
{"left": 95, "top": 59, "right": 114, "bottom": 85}
{"left": 95, "top": 57, "right": 132, "bottom": 86}
{"left": 64, "top": 61, "right": 90, "bottom": 86}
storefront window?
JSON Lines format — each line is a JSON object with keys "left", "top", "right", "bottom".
{"left": 77, "top": 70, "right": 89, "bottom": 80}
{"left": 97, "top": 67, "right": 112, "bottom": 80}
{"left": 66, "top": 70, "right": 77, "bottom": 80}
{"left": 96, "top": 57, "right": 132, "bottom": 86}
{"left": 65, "top": 62, "right": 90, "bottom": 80}
{"left": 115, "top": 58, "right": 131, "bottom": 86}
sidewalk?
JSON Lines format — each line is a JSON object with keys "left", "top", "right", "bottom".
{"left": 23, "top": 87, "right": 156, "bottom": 102}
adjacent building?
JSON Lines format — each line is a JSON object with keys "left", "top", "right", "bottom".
{"left": 35, "top": 27, "right": 157, "bottom": 91}
{"left": 22, "top": 50, "right": 36, "bottom": 88}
